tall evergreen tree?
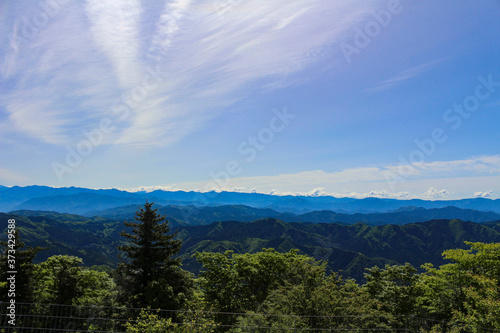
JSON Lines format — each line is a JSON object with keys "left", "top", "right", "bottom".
{"left": 116, "top": 202, "right": 192, "bottom": 309}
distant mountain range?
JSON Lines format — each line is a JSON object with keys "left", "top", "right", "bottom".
{"left": 2, "top": 185, "right": 500, "bottom": 216}
{"left": 2, "top": 210, "right": 500, "bottom": 281}
{"left": 86, "top": 204, "right": 500, "bottom": 226}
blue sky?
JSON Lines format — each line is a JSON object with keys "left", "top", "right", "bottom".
{"left": 1, "top": 0, "right": 500, "bottom": 200}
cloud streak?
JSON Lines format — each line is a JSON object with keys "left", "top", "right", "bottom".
{"left": 364, "top": 59, "right": 446, "bottom": 93}
{"left": 85, "top": 0, "right": 143, "bottom": 89}
{"left": 171, "top": 155, "right": 500, "bottom": 199}
{"left": 1, "top": 0, "right": 385, "bottom": 147}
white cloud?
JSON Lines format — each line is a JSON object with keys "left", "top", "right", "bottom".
{"left": 148, "top": 0, "right": 193, "bottom": 61}
{"left": 170, "top": 155, "right": 500, "bottom": 199}
{"left": 421, "top": 187, "right": 451, "bottom": 200}
{"left": 85, "top": 0, "right": 143, "bottom": 89}
{"left": 0, "top": 3, "right": 121, "bottom": 144}
{"left": 126, "top": 184, "right": 180, "bottom": 193}
{"left": 126, "top": 185, "right": 450, "bottom": 201}
{"left": 5, "top": 98, "right": 67, "bottom": 144}
{"left": 386, "top": 155, "right": 500, "bottom": 177}
{"left": 230, "top": 186, "right": 249, "bottom": 193}
{"left": 474, "top": 190, "right": 493, "bottom": 198}
{"left": 107, "top": 0, "right": 387, "bottom": 146}
{"left": 273, "top": 7, "right": 311, "bottom": 30}
{"left": 308, "top": 187, "right": 328, "bottom": 197}
{"left": 2, "top": 0, "right": 389, "bottom": 148}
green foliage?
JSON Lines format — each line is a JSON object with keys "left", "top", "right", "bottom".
{"left": 175, "top": 293, "right": 218, "bottom": 333}
{"left": 33, "top": 254, "right": 115, "bottom": 306}
{"left": 125, "top": 299, "right": 218, "bottom": 333}
{"left": 238, "top": 273, "right": 390, "bottom": 331}
{"left": 364, "top": 263, "right": 421, "bottom": 325}
{"left": 75, "top": 269, "right": 116, "bottom": 306}
{"left": 196, "top": 242, "right": 500, "bottom": 331}
{"left": 35, "top": 255, "right": 82, "bottom": 304}
{"left": 416, "top": 262, "right": 465, "bottom": 324}
{"left": 195, "top": 248, "right": 325, "bottom": 313}
{"left": 416, "top": 242, "right": 500, "bottom": 330}
{"left": 446, "top": 242, "right": 500, "bottom": 331}
{"left": 125, "top": 309, "right": 177, "bottom": 333}
{"left": 442, "top": 241, "right": 500, "bottom": 282}
{"left": 452, "top": 274, "right": 500, "bottom": 331}
{"left": 116, "top": 202, "right": 193, "bottom": 309}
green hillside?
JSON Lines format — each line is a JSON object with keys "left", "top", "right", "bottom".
{"left": 3, "top": 210, "right": 500, "bottom": 281}
{"left": 177, "top": 218, "right": 500, "bottom": 280}
{"left": 0, "top": 212, "right": 123, "bottom": 267}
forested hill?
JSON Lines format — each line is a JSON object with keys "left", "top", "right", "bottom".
{"left": 178, "top": 218, "right": 500, "bottom": 280}
{"left": 2, "top": 211, "right": 500, "bottom": 281}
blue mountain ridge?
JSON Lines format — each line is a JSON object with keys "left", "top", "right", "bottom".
{"left": 1, "top": 185, "right": 500, "bottom": 214}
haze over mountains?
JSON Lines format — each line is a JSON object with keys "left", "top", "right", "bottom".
{"left": 2, "top": 185, "right": 500, "bottom": 221}
{"left": 82, "top": 204, "right": 500, "bottom": 227}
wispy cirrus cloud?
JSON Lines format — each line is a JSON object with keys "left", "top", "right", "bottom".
{"left": 364, "top": 58, "right": 446, "bottom": 93}
{"left": 148, "top": 0, "right": 193, "bottom": 61}
{"left": 0, "top": 1, "right": 121, "bottom": 144}
{"left": 85, "top": 0, "right": 143, "bottom": 89}
{"left": 1, "top": 0, "right": 386, "bottom": 148}
{"left": 110, "top": 0, "right": 385, "bottom": 146}
{"left": 4, "top": 98, "right": 67, "bottom": 144}
{"left": 397, "top": 155, "right": 500, "bottom": 175}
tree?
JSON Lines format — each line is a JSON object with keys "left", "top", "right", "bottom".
{"left": 35, "top": 255, "right": 83, "bottom": 305}
{"left": 441, "top": 242, "right": 500, "bottom": 283}
{"left": 211, "top": 250, "right": 391, "bottom": 331}
{"left": 364, "top": 263, "right": 421, "bottom": 328}
{"left": 416, "top": 242, "right": 500, "bottom": 330}
{"left": 452, "top": 273, "right": 500, "bottom": 331}
{"left": 116, "top": 202, "right": 193, "bottom": 309}
{"left": 34, "top": 255, "right": 115, "bottom": 306}
{"left": 28, "top": 255, "right": 115, "bottom": 331}
{"left": 195, "top": 248, "right": 327, "bottom": 313}
{"left": 243, "top": 273, "right": 391, "bottom": 331}
{"left": 0, "top": 229, "right": 45, "bottom": 303}
{"left": 125, "top": 309, "right": 177, "bottom": 333}
{"left": 363, "top": 263, "right": 419, "bottom": 328}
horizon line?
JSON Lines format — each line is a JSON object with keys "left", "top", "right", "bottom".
{"left": 1, "top": 184, "right": 497, "bottom": 201}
